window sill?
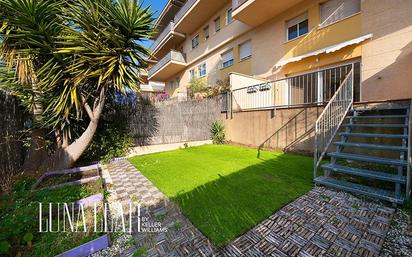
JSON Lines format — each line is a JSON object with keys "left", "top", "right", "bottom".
{"left": 220, "top": 64, "right": 234, "bottom": 70}
{"left": 239, "top": 56, "right": 252, "bottom": 62}
{"left": 284, "top": 33, "right": 308, "bottom": 44}
{"left": 318, "top": 12, "right": 361, "bottom": 30}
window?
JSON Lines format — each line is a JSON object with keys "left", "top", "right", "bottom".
{"left": 287, "top": 13, "right": 308, "bottom": 41}
{"left": 221, "top": 50, "right": 234, "bottom": 69}
{"left": 320, "top": 0, "right": 360, "bottom": 27}
{"left": 192, "top": 34, "right": 199, "bottom": 49}
{"left": 214, "top": 16, "right": 221, "bottom": 32}
{"left": 198, "top": 63, "right": 207, "bottom": 77}
{"left": 239, "top": 40, "right": 252, "bottom": 60}
{"left": 226, "top": 8, "right": 233, "bottom": 25}
{"left": 204, "top": 26, "right": 209, "bottom": 40}
{"left": 189, "top": 69, "right": 195, "bottom": 80}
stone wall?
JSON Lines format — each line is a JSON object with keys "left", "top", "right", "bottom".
{"left": 127, "top": 97, "right": 223, "bottom": 146}
{"left": 0, "top": 90, "right": 25, "bottom": 181}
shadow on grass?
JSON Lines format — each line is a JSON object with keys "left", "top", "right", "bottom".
{"left": 171, "top": 153, "right": 313, "bottom": 247}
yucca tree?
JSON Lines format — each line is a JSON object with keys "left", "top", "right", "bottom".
{"left": 0, "top": 0, "right": 154, "bottom": 171}
{"left": 0, "top": 0, "right": 63, "bottom": 170}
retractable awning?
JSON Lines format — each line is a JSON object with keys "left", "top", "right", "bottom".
{"left": 275, "top": 34, "right": 373, "bottom": 68}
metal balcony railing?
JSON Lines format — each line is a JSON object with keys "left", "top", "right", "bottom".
{"left": 148, "top": 50, "right": 186, "bottom": 78}
{"left": 151, "top": 22, "right": 175, "bottom": 52}
{"left": 232, "top": 0, "right": 248, "bottom": 10}
{"left": 174, "top": 0, "right": 197, "bottom": 26}
{"left": 228, "top": 64, "right": 356, "bottom": 112}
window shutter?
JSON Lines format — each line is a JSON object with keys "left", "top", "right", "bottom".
{"left": 239, "top": 40, "right": 252, "bottom": 60}
{"left": 320, "top": 0, "right": 360, "bottom": 26}
{"left": 287, "top": 13, "right": 308, "bottom": 28}
{"left": 222, "top": 50, "right": 234, "bottom": 63}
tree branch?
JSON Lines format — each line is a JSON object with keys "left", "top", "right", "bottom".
{"left": 92, "top": 85, "right": 107, "bottom": 118}
{"left": 81, "top": 95, "right": 95, "bottom": 121}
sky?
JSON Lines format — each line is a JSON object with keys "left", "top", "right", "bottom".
{"left": 141, "top": 0, "right": 169, "bottom": 48}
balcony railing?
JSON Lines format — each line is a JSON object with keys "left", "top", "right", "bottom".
{"left": 148, "top": 50, "right": 187, "bottom": 78}
{"left": 174, "top": 0, "right": 197, "bottom": 26}
{"left": 232, "top": 0, "right": 248, "bottom": 10}
{"left": 151, "top": 22, "right": 175, "bottom": 52}
{"left": 226, "top": 63, "right": 359, "bottom": 112}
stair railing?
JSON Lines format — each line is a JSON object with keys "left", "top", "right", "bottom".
{"left": 314, "top": 64, "right": 354, "bottom": 178}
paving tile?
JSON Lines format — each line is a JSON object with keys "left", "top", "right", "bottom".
{"left": 105, "top": 160, "right": 395, "bottom": 257}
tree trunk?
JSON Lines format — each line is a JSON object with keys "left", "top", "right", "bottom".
{"left": 39, "top": 87, "right": 107, "bottom": 171}
{"left": 40, "top": 118, "right": 100, "bottom": 170}
{"left": 22, "top": 82, "right": 47, "bottom": 172}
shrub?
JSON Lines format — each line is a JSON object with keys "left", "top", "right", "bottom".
{"left": 188, "top": 78, "right": 208, "bottom": 99}
{"left": 211, "top": 121, "right": 225, "bottom": 144}
{"left": 208, "top": 77, "right": 230, "bottom": 97}
{"left": 80, "top": 120, "right": 133, "bottom": 164}
{"left": 79, "top": 92, "right": 135, "bottom": 164}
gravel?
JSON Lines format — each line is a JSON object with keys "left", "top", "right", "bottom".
{"left": 381, "top": 209, "right": 412, "bottom": 257}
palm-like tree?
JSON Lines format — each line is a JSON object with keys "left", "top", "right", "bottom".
{"left": 0, "top": 0, "right": 154, "bottom": 170}
{"left": 0, "top": 0, "right": 63, "bottom": 170}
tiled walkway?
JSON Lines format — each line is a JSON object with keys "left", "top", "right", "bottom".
{"left": 103, "top": 160, "right": 394, "bottom": 257}
{"left": 102, "top": 159, "right": 216, "bottom": 257}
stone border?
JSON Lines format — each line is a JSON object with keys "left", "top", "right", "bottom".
{"left": 55, "top": 234, "right": 110, "bottom": 257}
{"left": 32, "top": 164, "right": 100, "bottom": 190}
{"left": 52, "top": 188, "right": 109, "bottom": 256}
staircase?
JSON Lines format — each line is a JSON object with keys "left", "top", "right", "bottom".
{"left": 314, "top": 106, "right": 411, "bottom": 204}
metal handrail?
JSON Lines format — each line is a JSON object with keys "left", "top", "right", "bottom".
{"left": 313, "top": 64, "right": 354, "bottom": 178}
{"left": 232, "top": 0, "right": 248, "bottom": 11}
{"left": 151, "top": 22, "right": 174, "bottom": 52}
{"left": 148, "top": 50, "right": 186, "bottom": 78}
{"left": 232, "top": 64, "right": 352, "bottom": 92}
{"left": 174, "top": 0, "right": 197, "bottom": 26}
{"left": 258, "top": 108, "right": 306, "bottom": 149}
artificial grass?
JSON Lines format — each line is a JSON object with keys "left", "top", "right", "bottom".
{"left": 129, "top": 144, "right": 313, "bottom": 247}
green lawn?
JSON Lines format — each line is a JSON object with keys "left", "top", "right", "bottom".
{"left": 129, "top": 144, "right": 313, "bottom": 247}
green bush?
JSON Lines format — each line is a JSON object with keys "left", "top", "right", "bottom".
{"left": 0, "top": 178, "right": 103, "bottom": 256}
{"left": 81, "top": 121, "right": 133, "bottom": 164}
{"left": 211, "top": 121, "right": 225, "bottom": 144}
{"left": 188, "top": 78, "right": 208, "bottom": 99}
{"left": 79, "top": 93, "right": 135, "bottom": 164}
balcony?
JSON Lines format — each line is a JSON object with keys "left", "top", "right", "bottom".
{"left": 148, "top": 50, "right": 187, "bottom": 81}
{"left": 173, "top": 0, "right": 229, "bottom": 34}
{"left": 154, "top": 0, "right": 187, "bottom": 37}
{"left": 232, "top": 0, "right": 304, "bottom": 27}
{"left": 232, "top": 0, "right": 247, "bottom": 9}
{"left": 140, "top": 81, "right": 165, "bottom": 92}
{"left": 151, "top": 22, "right": 186, "bottom": 59}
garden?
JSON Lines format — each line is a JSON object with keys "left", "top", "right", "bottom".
{"left": 129, "top": 144, "right": 314, "bottom": 246}
{"left": 1, "top": 0, "right": 410, "bottom": 256}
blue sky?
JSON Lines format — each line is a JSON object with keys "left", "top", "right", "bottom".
{"left": 141, "top": 0, "right": 169, "bottom": 48}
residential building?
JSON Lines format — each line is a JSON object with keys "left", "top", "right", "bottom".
{"left": 139, "top": 71, "right": 165, "bottom": 99}
{"left": 148, "top": 0, "right": 412, "bottom": 204}
{"left": 147, "top": 0, "right": 412, "bottom": 103}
